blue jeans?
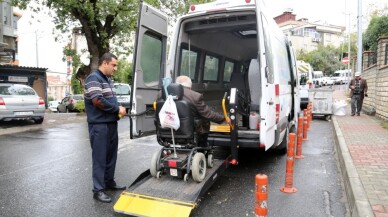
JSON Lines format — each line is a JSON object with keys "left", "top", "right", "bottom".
{"left": 88, "top": 122, "right": 118, "bottom": 192}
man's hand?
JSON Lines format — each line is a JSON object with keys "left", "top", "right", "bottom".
{"left": 119, "top": 106, "right": 126, "bottom": 117}
{"left": 350, "top": 85, "right": 355, "bottom": 90}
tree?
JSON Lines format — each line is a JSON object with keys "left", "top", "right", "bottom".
{"left": 297, "top": 45, "right": 342, "bottom": 75}
{"left": 113, "top": 59, "right": 132, "bottom": 84}
{"left": 13, "top": 0, "right": 209, "bottom": 82}
{"left": 363, "top": 15, "right": 388, "bottom": 52}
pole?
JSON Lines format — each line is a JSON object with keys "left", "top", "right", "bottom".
{"left": 35, "top": 30, "right": 39, "bottom": 67}
{"left": 357, "top": 0, "right": 363, "bottom": 73}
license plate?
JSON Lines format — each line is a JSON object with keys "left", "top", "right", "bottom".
{"left": 170, "top": 168, "right": 178, "bottom": 177}
{"left": 14, "top": 111, "right": 33, "bottom": 116}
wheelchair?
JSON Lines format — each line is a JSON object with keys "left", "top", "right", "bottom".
{"left": 150, "top": 83, "right": 214, "bottom": 182}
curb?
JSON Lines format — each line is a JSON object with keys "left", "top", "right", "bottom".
{"left": 332, "top": 116, "right": 374, "bottom": 217}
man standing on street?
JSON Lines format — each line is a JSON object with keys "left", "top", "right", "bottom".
{"left": 349, "top": 71, "right": 368, "bottom": 116}
{"left": 84, "top": 52, "right": 127, "bottom": 203}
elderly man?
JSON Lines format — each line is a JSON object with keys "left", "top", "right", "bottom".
{"left": 174, "top": 75, "right": 227, "bottom": 146}
{"left": 349, "top": 71, "right": 368, "bottom": 116}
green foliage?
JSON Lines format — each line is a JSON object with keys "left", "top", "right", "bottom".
{"left": 113, "top": 59, "right": 132, "bottom": 84}
{"left": 13, "top": 0, "right": 210, "bottom": 81}
{"left": 297, "top": 45, "right": 342, "bottom": 75}
{"left": 71, "top": 73, "right": 83, "bottom": 94}
{"left": 74, "top": 100, "right": 85, "bottom": 113}
{"left": 48, "top": 95, "right": 55, "bottom": 101}
{"left": 363, "top": 15, "right": 388, "bottom": 52}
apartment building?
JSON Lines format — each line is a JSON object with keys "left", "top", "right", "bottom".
{"left": 274, "top": 11, "right": 345, "bottom": 57}
{"left": 0, "top": 0, "right": 20, "bottom": 65}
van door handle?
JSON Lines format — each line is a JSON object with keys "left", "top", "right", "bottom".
{"left": 268, "top": 101, "right": 274, "bottom": 105}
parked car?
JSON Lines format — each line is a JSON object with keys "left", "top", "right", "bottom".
{"left": 0, "top": 83, "right": 45, "bottom": 124}
{"left": 48, "top": 100, "right": 60, "bottom": 112}
{"left": 57, "top": 94, "right": 84, "bottom": 113}
{"left": 114, "top": 83, "right": 131, "bottom": 112}
{"left": 322, "top": 77, "right": 334, "bottom": 86}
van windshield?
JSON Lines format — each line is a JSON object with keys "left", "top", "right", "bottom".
{"left": 115, "top": 84, "right": 131, "bottom": 95}
{"left": 333, "top": 73, "right": 341, "bottom": 77}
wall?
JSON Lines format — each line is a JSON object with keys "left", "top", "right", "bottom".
{"left": 362, "top": 36, "right": 388, "bottom": 121}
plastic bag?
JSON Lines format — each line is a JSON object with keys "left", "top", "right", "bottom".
{"left": 159, "top": 95, "right": 180, "bottom": 130}
{"left": 332, "top": 100, "right": 347, "bottom": 116}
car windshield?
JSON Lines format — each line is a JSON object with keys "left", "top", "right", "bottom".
{"left": 333, "top": 73, "right": 341, "bottom": 77}
{"left": 73, "top": 95, "right": 84, "bottom": 100}
{"left": 0, "top": 85, "right": 36, "bottom": 95}
{"left": 114, "top": 85, "right": 130, "bottom": 95}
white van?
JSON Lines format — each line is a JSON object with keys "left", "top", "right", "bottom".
{"left": 297, "top": 60, "right": 313, "bottom": 109}
{"left": 129, "top": 0, "right": 300, "bottom": 157}
{"left": 331, "top": 69, "right": 351, "bottom": 85}
{"left": 313, "top": 71, "right": 324, "bottom": 87}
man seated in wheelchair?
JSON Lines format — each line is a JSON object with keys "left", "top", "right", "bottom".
{"left": 155, "top": 75, "right": 227, "bottom": 148}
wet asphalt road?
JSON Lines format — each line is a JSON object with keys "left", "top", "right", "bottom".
{"left": 0, "top": 114, "right": 349, "bottom": 216}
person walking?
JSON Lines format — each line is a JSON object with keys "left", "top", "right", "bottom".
{"left": 84, "top": 52, "right": 127, "bottom": 203}
{"left": 349, "top": 71, "right": 368, "bottom": 116}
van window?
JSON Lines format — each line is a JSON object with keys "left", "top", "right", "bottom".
{"left": 203, "top": 55, "right": 219, "bottom": 81}
{"left": 140, "top": 33, "right": 162, "bottom": 85}
{"left": 223, "top": 60, "right": 234, "bottom": 82}
{"left": 261, "top": 14, "right": 274, "bottom": 84}
{"left": 180, "top": 48, "right": 198, "bottom": 80}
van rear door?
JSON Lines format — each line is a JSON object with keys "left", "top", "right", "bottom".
{"left": 129, "top": 2, "right": 168, "bottom": 138}
{"left": 257, "top": 3, "right": 276, "bottom": 150}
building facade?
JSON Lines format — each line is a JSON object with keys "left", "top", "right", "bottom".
{"left": 0, "top": 0, "right": 20, "bottom": 65}
{"left": 274, "top": 11, "right": 345, "bottom": 57}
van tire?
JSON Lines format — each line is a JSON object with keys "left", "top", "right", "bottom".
{"left": 277, "top": 127, "right": 289, "bottom": 154}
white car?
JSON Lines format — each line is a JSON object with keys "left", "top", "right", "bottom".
{"left": 322, "top": 77, "right": 334, "bottom": 86}
{"left": 0, "top": 83, "right": 45, "bottom": 124}
{"left": 48, "top": 101, "right": 60, "bottom": 112}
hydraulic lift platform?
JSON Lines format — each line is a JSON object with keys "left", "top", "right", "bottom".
{"left": 114, "top": 157, "right": 230, "bottom": 217}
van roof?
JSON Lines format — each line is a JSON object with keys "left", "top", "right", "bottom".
{"left": 188, "top": 0, "right": 255, "bottom": 14}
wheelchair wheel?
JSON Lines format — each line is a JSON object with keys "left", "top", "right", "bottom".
{"left": 207, "top": 153, "right": 214, "bottom": 168}
{"left": 191, "top": 152, "right": 206, "bottom": 182}
{"left": 150, "top": 150, "right": 161, "bottom": 178}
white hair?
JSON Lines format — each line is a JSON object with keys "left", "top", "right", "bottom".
{"left": 176, "top": 75, "right": 192, "bottom": 88}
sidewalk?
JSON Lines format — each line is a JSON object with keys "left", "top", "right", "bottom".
{"left": 332, "top": 89, "right": 388, "bottom": 217}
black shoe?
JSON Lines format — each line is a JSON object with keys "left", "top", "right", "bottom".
{"left": 105, "top": 184, "right": 126, "bottom": 191}
{"left": 357, "top": 113, "right": 360, "bottom": 116}
{"left": 351, "top": 114, "right": 355, "bottom": 116}
{"left": 93, "top": 191, "right": 112, "bottom": 203}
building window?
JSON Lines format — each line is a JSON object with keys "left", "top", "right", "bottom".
{"left": 3, "top": 2, "right": 12, "bottom": 26}
{"left": 385, "top": 44, "right": 388, "bottom": 65}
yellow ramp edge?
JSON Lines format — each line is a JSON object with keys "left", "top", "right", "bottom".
{"left": 114, "top": 191, "right": 195, "bottom": 217}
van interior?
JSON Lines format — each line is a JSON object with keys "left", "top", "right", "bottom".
{"left": 174, "top": 11, "right": 260, "bottom": 130}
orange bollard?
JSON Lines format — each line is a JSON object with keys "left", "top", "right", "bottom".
{"left": 295, "top": 117, "right": 305, "bottom": 159}
{"left": 309, "top": 102, "right": 313, "bottom": 123}
{"left": 255, "top": 174, "right": 268, "bottom": 217}
{"left": 280, "top": 133, "right": 298, "bottom": 193}
{"left": 306, "top": 105, "right": 311, "bottom": 130}
{"left": 303, "top": 116, "right": 308, "bottom": 141}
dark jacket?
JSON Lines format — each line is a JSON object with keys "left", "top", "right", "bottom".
{"left": 349, "top": 78, "right": 368, "bottom": 98}
{"left": 158, "top": 87, "right": 225, "bottom": 134}
{"left": 84, "top": 70, "right": 120, "bottom": 124}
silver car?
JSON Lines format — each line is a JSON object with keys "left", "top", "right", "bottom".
{"left": 0, "top": 83, "right": 45, "bottom": 124}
